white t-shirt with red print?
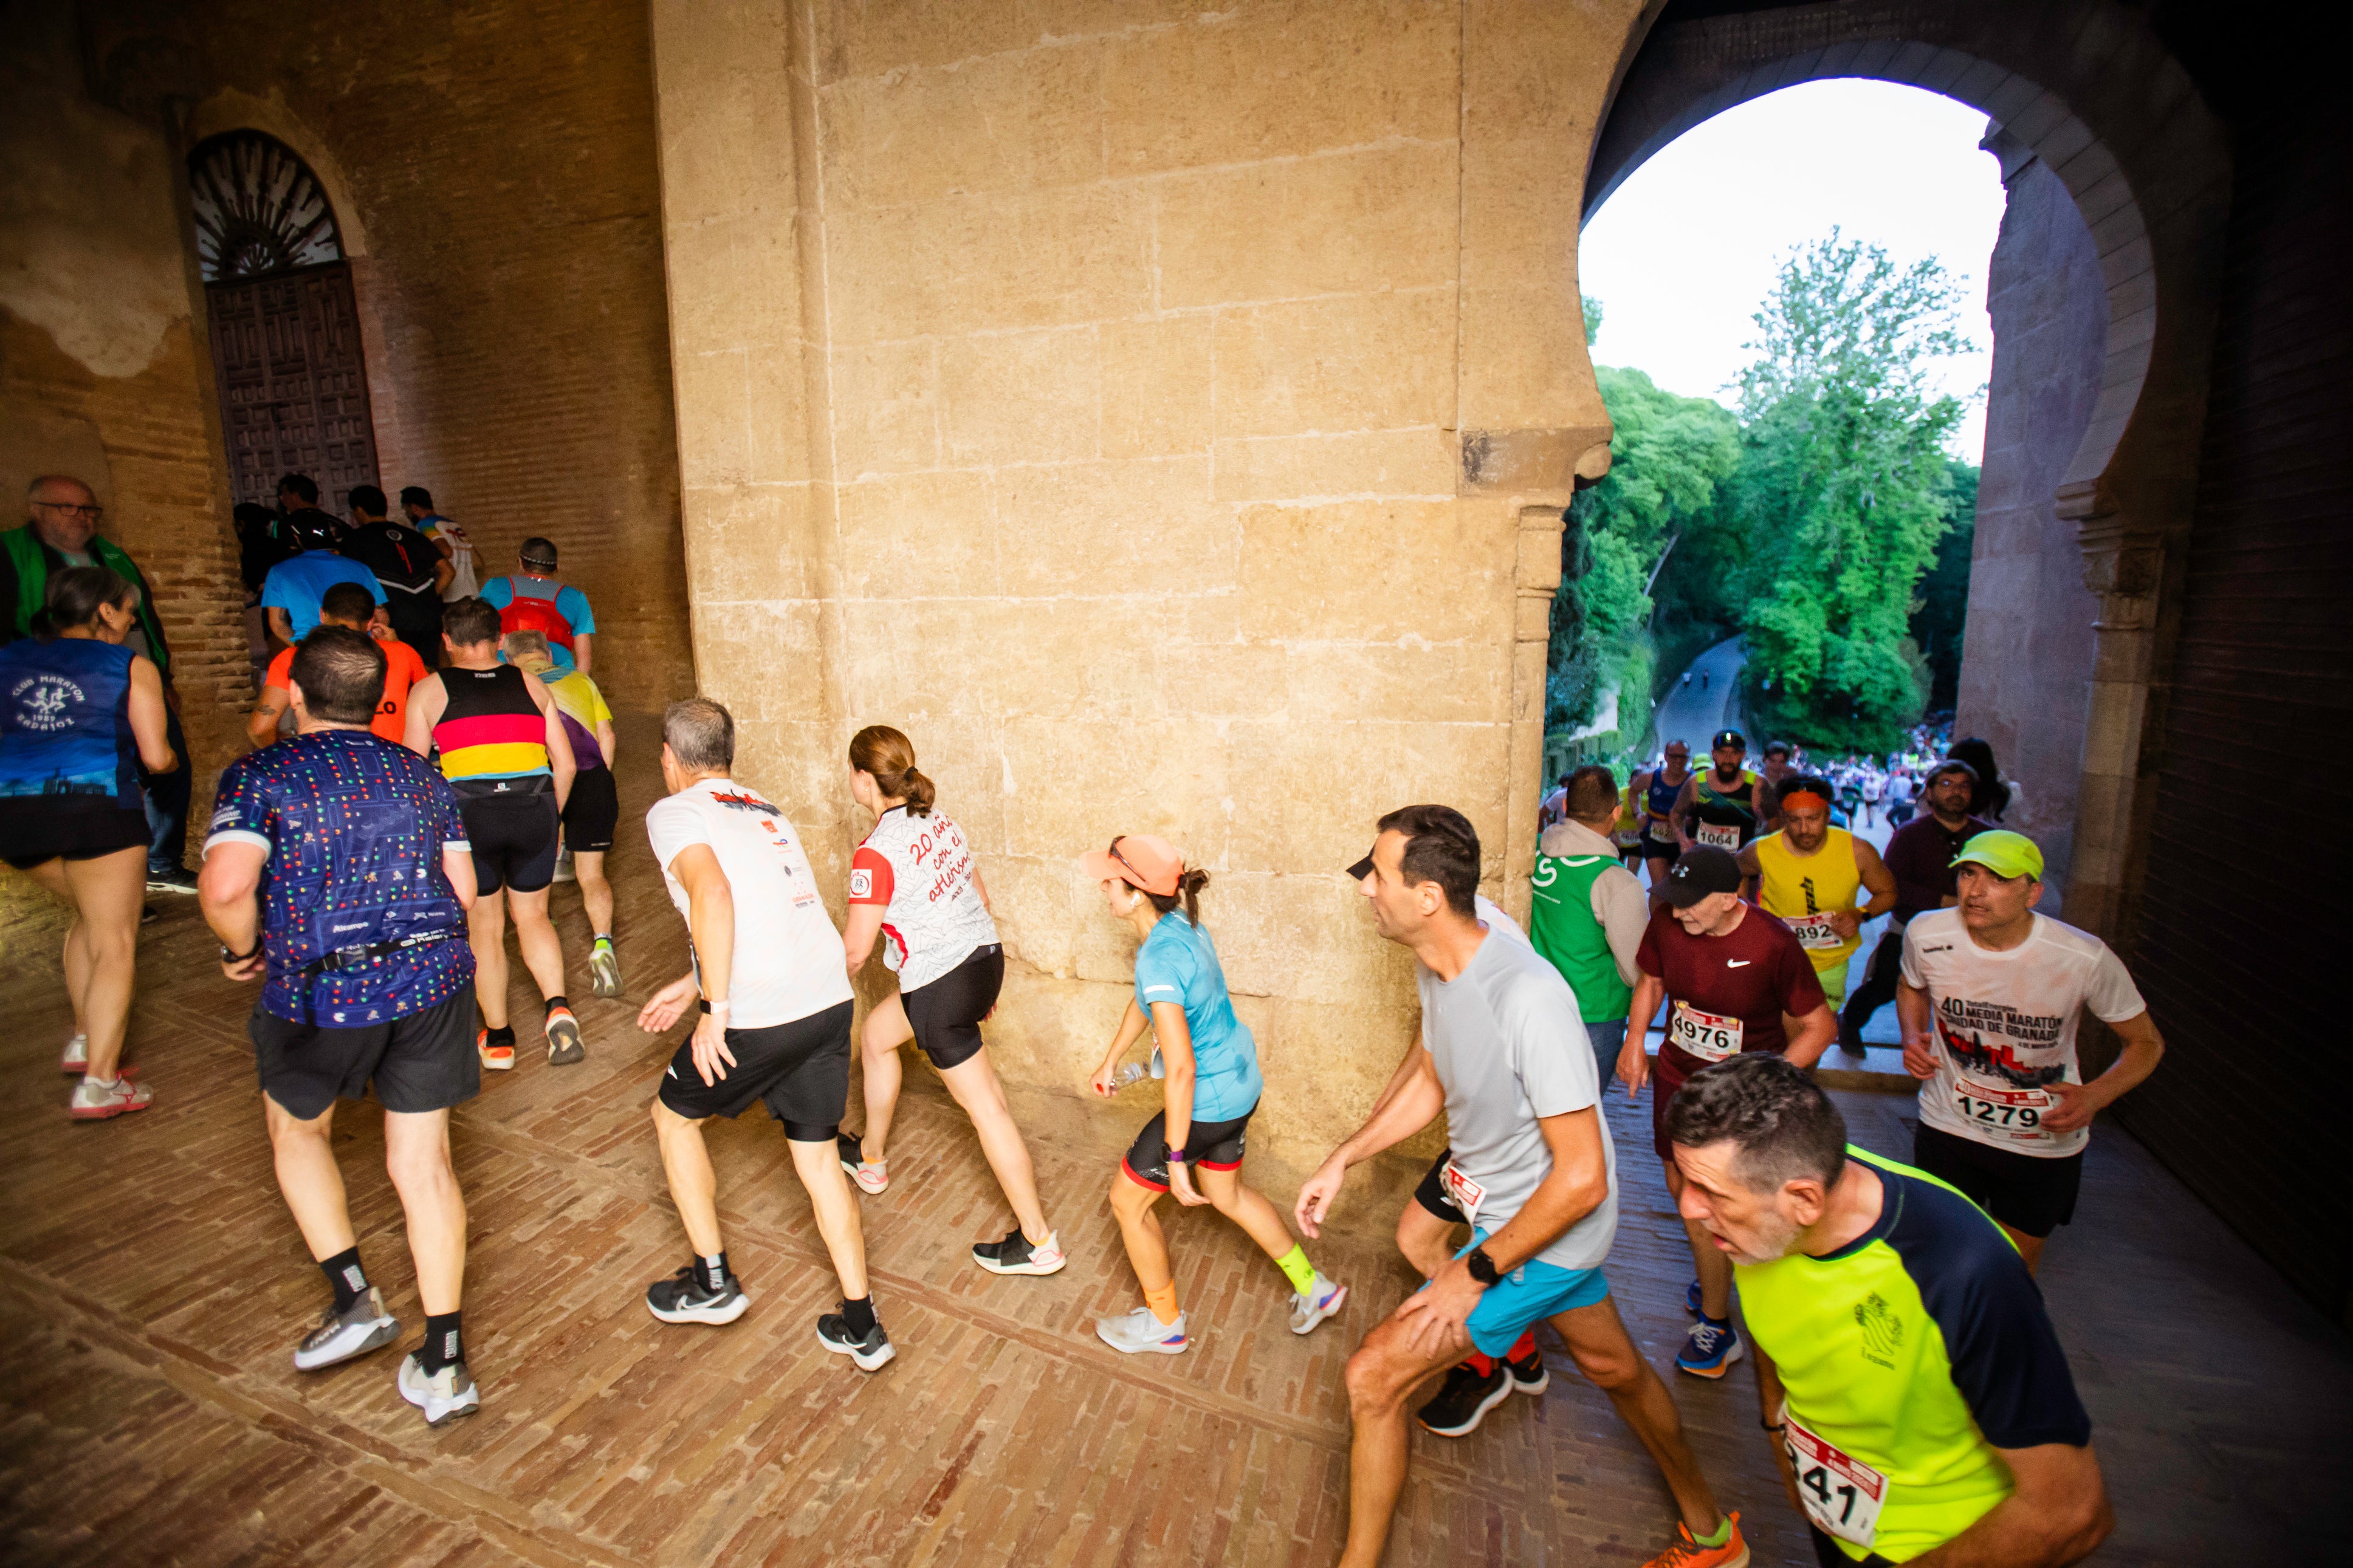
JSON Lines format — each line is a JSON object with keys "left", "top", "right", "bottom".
{"left": 848, "top": 805, "right": 998, "bottom": 994}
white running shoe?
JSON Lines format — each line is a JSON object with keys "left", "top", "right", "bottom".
{"left": 60, "top": 1033, "right": 88, "bottom": 1074}
{"left": 68, "top": 1074, "right": 153, "bottom": 1121}
{"left": 294, "top": 1287, "right": 401, "bottom": 1371}
{"left": 1095, "top": 1306, "right": 1189, "bottom": 1355}
{"left": 1288, "top": 1272, "right": 1348, "bottom": 1336}
{"left": 397, "top": 1353, "right": 481, "bottom": 1426}
{"left": 972, "top": 1227, "right": 1066, "bottom": 1276}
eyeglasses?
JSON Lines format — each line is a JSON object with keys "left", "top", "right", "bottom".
{"left": 34, "top": 502, "right": 103, "bottom": 521}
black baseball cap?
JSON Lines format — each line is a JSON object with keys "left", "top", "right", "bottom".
{"left": 1661, "top": 846, "right": 1743, "bottom": 906}
{"left": 1345, "top": 849, "right": 1374, "bottom": 880}
{"left": 1711, "top": 729, "right": 1745, "bottom": 750}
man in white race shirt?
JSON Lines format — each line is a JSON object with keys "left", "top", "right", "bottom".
{"left": 1899, "top": 830, "right": 2165, "bottom": 1273}
{"left": 631, "top": 699, "right": 894, "bottom": 1370}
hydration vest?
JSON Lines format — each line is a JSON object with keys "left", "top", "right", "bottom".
{"left": 492, "top": 575, "right": 576, "bottom": 652}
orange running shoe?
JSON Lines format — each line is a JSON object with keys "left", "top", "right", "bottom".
{"left": 478, "top": 1030, "right": 515, "bottom": 1071}
{"left": 1643, "top": 1511, "right": 1748, "bottom": 1568}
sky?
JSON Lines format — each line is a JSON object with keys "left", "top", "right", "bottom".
{"left": 1578, "top": 80, "right": 2009, "bottom": 462}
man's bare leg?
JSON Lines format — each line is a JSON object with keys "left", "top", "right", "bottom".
{"left": 1338, "top": 1313, "right": 1474, "bottom": 1568}
{"left": 1551, "top": 1296, "right": 1726, "bottom": 1538}
{"left": 383, "top": 1109, "right": 466, "bottom": 1315}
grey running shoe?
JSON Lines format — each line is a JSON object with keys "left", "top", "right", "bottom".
{"left": 551, "top": 847, "right": 576, "bottom": 883}
{"left": 294, "top": 1286, "right": 400, "bottom": 1372}
{"left": 545, "top": 1006, "right": 585, "bottom": 1066}
{"left": 397, "top": 1352, "right": 481, "bottom": 1426}
{"left": 647, "top": 1264, "right": 750, "bottom": 1325}
{"left": 588, "top": 940, "right": 623, "bottom": 999}
{"left": 972, "top": 1226, "right": 1066, "bottom": 1276}
{"left": 1095, "top": 1305, "right": 1188, "bottom": 1355}
{"left": 816, "top": 1309, "right": 895, "bottom": 1371}
{"left": 1288, "top": 1272, "right": 1348, "bottom": 1336}
{"left": 59, "top": 1032, "right": 88, "bottom": 1075}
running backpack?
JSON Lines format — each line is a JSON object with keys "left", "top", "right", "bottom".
{"left": 493, "top": 575, "right": 575, "bottom": 652}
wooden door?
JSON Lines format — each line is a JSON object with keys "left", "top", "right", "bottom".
{"left": 206, "top": 261, "right": 379, "bottom": 511}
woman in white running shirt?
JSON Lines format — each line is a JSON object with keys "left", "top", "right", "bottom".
{"left": 837, "top": 726, "right": 1063, "bottom": 1277}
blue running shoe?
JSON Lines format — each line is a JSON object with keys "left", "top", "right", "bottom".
{"left": 1677, "top": 1317, "right": 1745, "bottom": 1379}
{"left": 1685, "top": 1279, "right": 1704, "bottom": 1316}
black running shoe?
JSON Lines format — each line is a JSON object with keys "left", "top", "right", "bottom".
{"left": 971, "top": 1226, "right": 1066, "bottom": 1276}
{"left": 1415, "top": 1358, "right": 1511, "bottom": 1437}
{"left": 645, "top": 1264, "right": 751, "bottom": 1325}
{"left": 1506, "top": 1343, "right": 1549, "bottom": 1396}
{"left": 816, "top": 1308, "right": 896, "bottom": 1371}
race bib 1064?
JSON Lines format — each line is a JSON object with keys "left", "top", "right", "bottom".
{"left": 1783, "top": 1408, "right": 1888, "bottom": 1549}
{"left": 1694, "top": 820, "right": 1742, "bottom": 849}
{"left": 1669, "top": 1001, "right": 1743, "bottom": 1062}
{"left": 1784, "top": 912, "right": 1843, "bottom": 950}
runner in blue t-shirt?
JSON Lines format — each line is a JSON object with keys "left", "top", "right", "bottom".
{"left": 198, "top": 625, "right": 487, "bottom": 1429}
{"left": 261, "top": 515, "right": 380, "bottom": 644}
{"left": 1081, "top": 832, "right": 1347, "bottom": 1354}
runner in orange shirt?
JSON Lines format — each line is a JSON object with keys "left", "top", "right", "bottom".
{"left": 247, "top": 582, "right": 425, "bottom": 748}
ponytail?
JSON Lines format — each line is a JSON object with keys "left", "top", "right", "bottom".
{"left": 1144, "top": 866, "right": 1211, "bottom": 927}
{"left": 848, "top": 723, "right": 936, "bottom": 817}
{"left": 33, "top": 564, "right": 134, "bottom": 642}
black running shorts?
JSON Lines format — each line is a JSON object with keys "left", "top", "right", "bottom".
{"left": 0, "top": 798, "right": 149, "bottom": 871}
{"left": 1639, "top": 834, "right": 1681, "bottom": 866}
{"left": 560, "top": 766, "right": 619, "bottom": 854}
{"left": 902, "top": 943, "right": 1002, "bottom": 1072}
{"left": 460, "top": 790, "right": 560, "bottom": 894}
{"left": 251, "top": 991, "right": 479, "bottom": 1121}
{"left": 1414, "top": 1147, "right": 1465, "bottom": 1223}
{"left": 1122, "top": 1101, "right": 1256, "bottom": 1191}
{"left": 657, "top": 999, "right": 853, "bottom": 1140}
{"left": 1911, "top": 1123, "right": 2083, "bottom": 1238}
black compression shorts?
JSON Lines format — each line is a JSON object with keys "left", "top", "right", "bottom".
{"left": 560, "top": 766, "right": 619, "bottom": 853}
{"left": 0, "top": 799, "right": 148, "bottom": 871}
{"left": 1122, "top": 1102, "right": 1256, "bottom": 1191}
{"left": 251, "top": 992, "right": 479, "bottom": 1121}
{"left": 1640, "top": 835, "right": 1681, "bottom": 866}
{"left": 1911, "top": 1123, "right": 2082, "bottom": 1238}
{"left": 901, "top": 944, "right": 1002, "bottom": 1072}
{"left": 460, "top": 790, "right": 560, "bottom": 894}
{"left": 656, "top": 999, "right": 853, "bottom": 1140}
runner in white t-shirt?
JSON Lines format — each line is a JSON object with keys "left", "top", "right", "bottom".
{"left": 1898, "top": 830, "right": 2165, "bottom": 1272}
{"left": 630, "top": 699, "right": 893, "bottom": 1371}
{"left": 834, "top": 725, "right": 1063, "bottom": 1278}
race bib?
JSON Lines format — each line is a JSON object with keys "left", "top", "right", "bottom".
{"left": 1783, "top": 1408, "right": 1888, "bottom": 1549}
{"left": 1669, "top": 1001, "right": 1743, "bottom": 1062}
{"left": 1953, "top": 1072, "right": 2052, "bottom": 1137}
{"left": 1694, "top": 820, "right": 1742, "bottom": 849}
{"left": 1784, "top": 912, "right": 1843, "bottom": 950}
{"left": 1438, "top": 1160, "right": 1485, "bottom": 1225}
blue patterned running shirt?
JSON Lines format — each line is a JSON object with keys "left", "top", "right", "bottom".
{"left": 205, "top": 728, "right": 475, "bottom": 1025}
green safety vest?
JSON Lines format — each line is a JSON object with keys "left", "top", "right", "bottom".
{"left": 2, "top": 524, "right": 170, "bottom": 678}
{"left": 1528, "top": 852, "right": 1635, "bottom": 1024}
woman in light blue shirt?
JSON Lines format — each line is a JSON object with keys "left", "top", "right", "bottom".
{"left": 1082, "top": 833, "right": 1347, "bottom": 1355}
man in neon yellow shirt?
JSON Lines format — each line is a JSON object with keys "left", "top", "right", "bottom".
{"left": 1668, "top": 1055, "right": 2110, "bottom": 1566}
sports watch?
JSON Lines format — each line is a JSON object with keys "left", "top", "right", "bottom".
{"left": 1464, "top": 1246, "right": 1501, "bottom": 1286}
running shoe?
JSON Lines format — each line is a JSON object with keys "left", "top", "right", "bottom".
{"left": 972, "top": 1227, "right": 1066, "bottom": 1276}
{"left": 293, "top": 1287, "right": 400, "bottom": 1371}
{"left": 1676, "top": 1318, "right": 1745, "bottom": 1378}
{"left": 1094, "top": 1306, "right": 1188, "bottom": 1355}
{"left": 837, "top": 1133, "right": 888, "bottom": 1194}
{"left": 478, "top": 1030, "right": 515, "bottom": 1072}
{"left": 68, "top": 1075, "right": 153, "bottom": 1120}
{"left": 552, "top": 847, "right": 575, "bottom": 884}
{"left": 1287, "top": 1272, "right": 1348, "bottom": 1336}
{"left": 1685, "top": 1279, "right": 1704, "bottom": 1316}
{"left": 816, "top": 1309, "right": 896, "bottom": 1371}
{"left": 588, "top": 939, "right": 623, "bottom": 999}
{"left": 1641, "top": 1511, "right": 1749, "bottom": 1567}
{"left": 397, "top": 1352, "right": 481, "bottom": 1427}
{"left": 1417, "top": 1358, "right": 1511, "bottom": 1437}
{"left": 1507, "top": 1342, "right": 1550, "bottom": 1396}
{"left": 60, "top": 1032, "right": 88, "bottom": 1074}
{"left": 646, "top": 1264, "right": 751, "bottom": 1325}
{"left": 146, "top": 866, "right": 199, "bottom": 895}
{"left": 545, "top": 1006, "right": 585, "bottom": 1066}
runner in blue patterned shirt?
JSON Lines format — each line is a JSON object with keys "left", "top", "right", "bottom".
{"left": 198, "top": 625, "right": 487, "bottom": 1428}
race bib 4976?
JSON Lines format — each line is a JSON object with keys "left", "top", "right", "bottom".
{"left": 1669, "top": 1001, "right": 1743, "bottom": 1062}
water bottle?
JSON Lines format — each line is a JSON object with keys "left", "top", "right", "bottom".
{"left": 1114, "top": 1063, "right": 1149, "bottom": 1089}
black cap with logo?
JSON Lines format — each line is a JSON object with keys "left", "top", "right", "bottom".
{"left": 1660, "top": 846, "right": 1743, "bottom": 906}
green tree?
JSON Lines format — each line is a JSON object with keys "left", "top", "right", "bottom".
{"left": 1732, "top": 231, "right": 1973, "bottom": 751}
{"left": 1911, "top": 458, "right": 1979, "bottom": 711}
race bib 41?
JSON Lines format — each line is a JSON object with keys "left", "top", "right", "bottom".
{"left": 1784, "top": 1408, "right": 1888, "bottom": 1550}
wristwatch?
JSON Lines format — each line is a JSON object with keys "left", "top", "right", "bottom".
{"left": 1166, "top": 1147, "right": 1189, "bottom": 1166}
{"left": 220, "top": 938, "right": 263, "bottom": 964}
{"left": 1464, "top": 1246, "right": 1501, "bottom": 1287}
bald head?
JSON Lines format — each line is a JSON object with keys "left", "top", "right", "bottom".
{"left": 25, "top": 475, "right": 101, "bottom": 552}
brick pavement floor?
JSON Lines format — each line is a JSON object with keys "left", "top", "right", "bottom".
{"left": 2, "top": 724, "right": 2344, "bottom": 1565}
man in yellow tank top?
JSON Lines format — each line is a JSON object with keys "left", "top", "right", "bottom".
{"left": 1737, "top": 774, "right": 1895, "bottom": 1007}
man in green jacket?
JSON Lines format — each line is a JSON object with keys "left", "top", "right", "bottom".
{"left": 2, "top": 474, "right": 196, "bottom": 892}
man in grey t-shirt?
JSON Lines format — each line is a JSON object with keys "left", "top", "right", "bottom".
{"left": 1297, "top": 805, "right": 1748, "bottom": 1568}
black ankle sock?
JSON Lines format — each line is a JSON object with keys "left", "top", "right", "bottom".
{"left": 486, "top": 1024, "right": 515, "bottom": 1047}
{"left": 699, "top": 1251, "right": 730, "bottom": 1293}
{"left": 841, "top": 1296, "right": 877, "bottom": 1338}
{"left": 545, "top": 995, "right": 570, "bottom": 1016}
{"left": 319, "top": 1246, "right": 368, "bottom": 1313}
{"left": 420, "top": 1310, "right": 464, "bottom": 1374}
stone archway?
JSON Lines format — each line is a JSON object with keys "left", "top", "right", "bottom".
{"left": 1584, "top": 0, "right": 2231, "bottom": 941}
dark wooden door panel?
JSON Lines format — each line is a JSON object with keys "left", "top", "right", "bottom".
{"left": 205, "top": 261, "right": 379, "bottom": 512}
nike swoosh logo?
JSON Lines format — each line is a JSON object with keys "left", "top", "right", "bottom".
{"left": 1726, "top": 959, "right": 1752, "bottom": 968}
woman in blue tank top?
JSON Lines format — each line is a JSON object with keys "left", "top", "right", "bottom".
{"left": 0, "top": 566, "right": 177, "bottom": 1120}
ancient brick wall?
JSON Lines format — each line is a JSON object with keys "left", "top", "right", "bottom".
{"left": 181, "top": 0, "right": 694, "bottom": 714}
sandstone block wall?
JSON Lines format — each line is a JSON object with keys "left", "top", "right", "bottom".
{"left": 653, "top": 0, "right": 1637, "bottom": 1174}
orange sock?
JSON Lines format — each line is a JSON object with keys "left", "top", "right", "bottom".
{"left": 1144, "top": 1281, "right": 1181, "bottom": 1325}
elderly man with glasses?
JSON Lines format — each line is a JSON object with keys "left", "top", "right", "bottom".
{"left": 2, "top": 474, "right": 198, "bottom": 893}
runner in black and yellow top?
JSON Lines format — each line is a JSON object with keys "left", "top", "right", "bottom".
{"left": 1673, "top": 730, "right": 1766, "bottom": 855}
{"left": 1668, "top": 1055, "right": 2110, "bottom": 1567}
{"left": 1737, "top": 775, "right": 1895, "bottom": 1009}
